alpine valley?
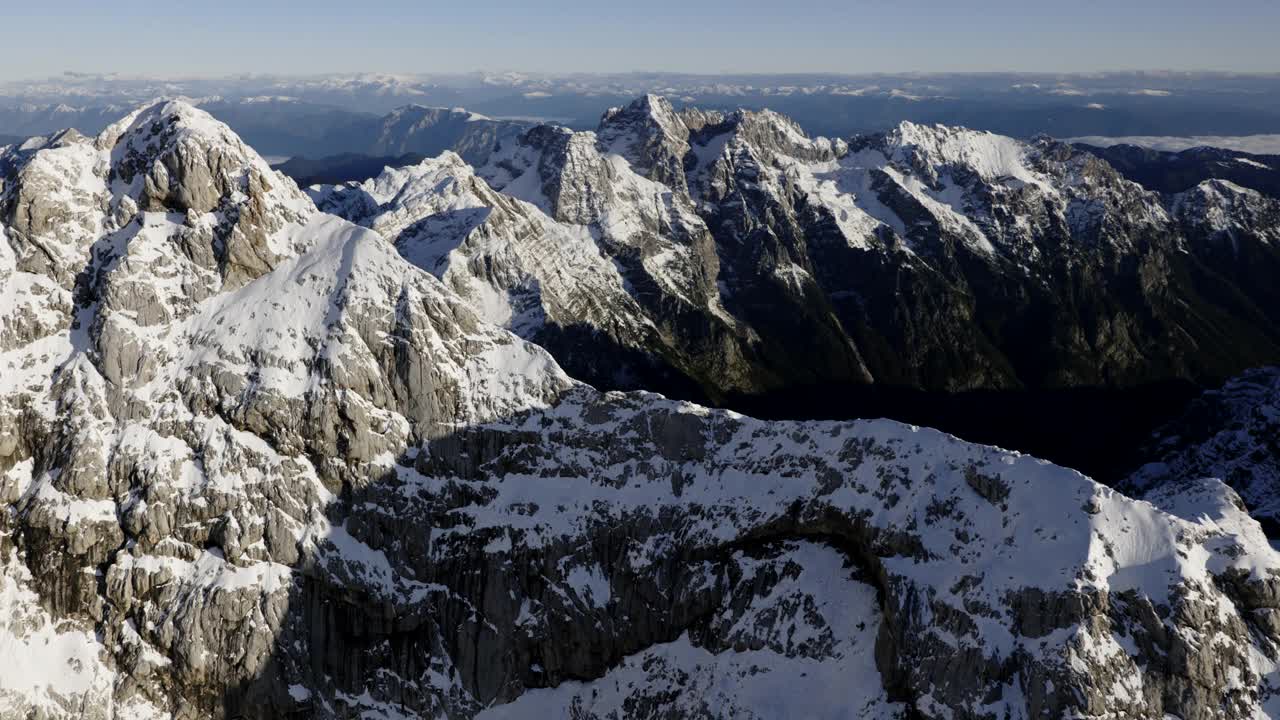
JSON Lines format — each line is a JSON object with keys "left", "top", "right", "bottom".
{"left": 3, "top": 96, "right": 1280, "bottom": 720}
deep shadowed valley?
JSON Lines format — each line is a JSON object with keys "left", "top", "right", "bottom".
{"left": 721, "top": 380, "right": 1204, "bottom": 484}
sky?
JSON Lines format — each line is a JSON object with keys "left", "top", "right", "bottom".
{"left": 2, "top": 0, "right": 1278, "bottom": 81}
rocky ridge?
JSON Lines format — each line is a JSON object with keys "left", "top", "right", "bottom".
{"left": 361, "top": 105, "right": 529, "bottom": 165}
{"left": 1127, "top": 366, "right": 1280, "bottom": 533}
{"left": 317, "top": 95, "right": 1280, "bottom": 402}
{"left": 1075, "top": 142, "right": 1280, "bottom": 199}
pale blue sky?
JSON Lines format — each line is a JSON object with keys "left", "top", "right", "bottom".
{"left": 3, "top": 0, "right": 1278, "bottom": 80}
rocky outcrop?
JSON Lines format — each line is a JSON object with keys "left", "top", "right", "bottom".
{"left": 5, "top": 101, "right": 1280, "bottom": 720}
{"left": 1126, "top": 366, "right": 1280, "bottom": 532}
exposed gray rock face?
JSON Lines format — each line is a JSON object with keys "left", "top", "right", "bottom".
{"left": 311, "top": 149, "right": 755, "bottom": 400}
{"left": 317, "top": 95, "right": 1280, "bottom": 401}
{"left": 5, "top": 101, "right": 1280, "bottom": 720}
{"left": 0, "top": 100, "right": 569, "bottom": 719}
{"left": 476, "top": 538, "right": 905, "bottom": 719}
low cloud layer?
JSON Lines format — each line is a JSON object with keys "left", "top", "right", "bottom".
{"left": 1066, "top": 134, "right": 1280, "bottom": 155}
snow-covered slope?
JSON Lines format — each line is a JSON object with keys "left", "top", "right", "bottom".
{"left": 310, "top": 152, "right": 649, "bottom": 339}
{"left": 5, "top": 101, "right": 1280, "bottom": 720}
{"left": 312, "top": 120, "right": 756, "bottom": 396}
{"left": 403, "top": 390, "right": 1280, "bottom": 719}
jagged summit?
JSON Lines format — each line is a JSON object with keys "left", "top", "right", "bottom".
{"left": 310, "top": 149, "right": 486, "bottom": 237}
{"left": 1171, "top": 177, "right": 1280, "bottom": 242}
{"left": 866, "top": 120, "right": 1048, "bottom": 186}
{"left": 102, "top": 99, "right": 247, "bottom": 149}
{"left": 102, "top": 100, "right": 311, "bottom": 233}
{"left": 1, "top": 97, "right": 569, "bottom": 433}
{"left": 312, "top": 149, "right": 676, "bottom": 366}
{"left": 599, "top": 93, "right": 684, "bottom": 132}
{"left": 596, "top": 94, "right": 694, "bottom": 190}
{"left": 2, "top": 98, "right": 301, "bottom": 313}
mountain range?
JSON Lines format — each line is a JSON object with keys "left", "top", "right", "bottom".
{"left": 3, "top": 98, "right": 1280, "bottom": 719}
{"left": 1076, "top": 142, "right": 1280, "bottom": 198}
{"left": 6, "top": 71, "right": 1280, "bottom": 157}
{"left": 311, "top": 96, "right": 1280, "bottom": 416}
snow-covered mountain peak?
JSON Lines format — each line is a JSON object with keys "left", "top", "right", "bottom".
{"left": 311, "top": 151, "right": 497, "bottom": 241}
{"left": 1, "top": 97, "right": 328, "bottom": 383}
{"left": 596, "top": 94, "right": 693, "bottom": 189}
{"left": 100, "top": 99, "right": 244, "bottom": 161}
{"left": 96, "top": 99, "right": 309, "bottom": 216}
{"left": 383, "top": 104, "right": 491, "bottom": 126}
{"left": 1177, "top": 177, "right": 1268, "bottom": 209}
{"left": 599, "top": 93, "right": 684, "bottom": 135}
{"left": 872, "top": 120, "right": 1047, "bottom": 186}
{"left": 693, "top": 107, "right": 847, "bottom": 168}
{"left": 312, "top": 147, "right": 694, "bottom": 349}
{"left": 1170, "top": 177, "right": 1280, "bottom": 242}
{"left": 1196, "top": 177, "right": 1259, "bottom": 197}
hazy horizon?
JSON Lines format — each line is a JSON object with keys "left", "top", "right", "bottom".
{"left": 4, "top": 0, "right": 1278, "bottom": 81}
{"left": 6, "top": 69, "right": 1280, "bottom": 84}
